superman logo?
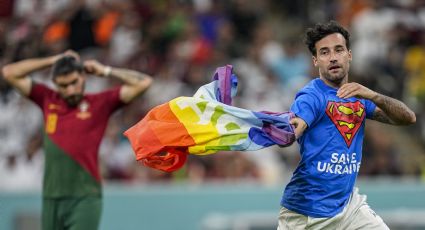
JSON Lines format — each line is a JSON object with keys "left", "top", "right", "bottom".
{"left": 325, "top": 101, "right": 365, "bottom": 147}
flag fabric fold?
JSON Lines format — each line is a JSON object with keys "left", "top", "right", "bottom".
{"left": 124, "top": 65, "right": 296, "bottom": 172}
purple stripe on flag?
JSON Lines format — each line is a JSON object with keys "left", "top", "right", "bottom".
{"left": 214, "top": 65, "right": 233, "bottom": 105}
{"left": 262, "top": 123, "right": 295, "bottom": 147}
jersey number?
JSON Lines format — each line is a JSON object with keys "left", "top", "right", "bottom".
{"left": 46, "top": 113, "right": 58, "bottom": 134}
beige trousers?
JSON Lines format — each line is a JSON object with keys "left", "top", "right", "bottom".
{"left": 277, "top": 188, "right": 389, "bottom": 230}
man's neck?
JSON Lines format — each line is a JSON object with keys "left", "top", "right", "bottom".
{"left": 319, "top": 76, "right": 348, "bottom": 89}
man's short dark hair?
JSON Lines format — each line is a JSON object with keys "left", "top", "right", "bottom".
{"left": 51, "top": 56, "right": 83, "bottom": 80}
{"left": 304, "top": 20, "right": 350, "bottom": 56}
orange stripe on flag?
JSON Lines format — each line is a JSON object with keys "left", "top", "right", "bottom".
{"left": 124, "top": 103, "right": 195, "bottom": 172}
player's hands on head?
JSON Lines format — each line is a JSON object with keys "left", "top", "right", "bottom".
{"left": 83, "top": 60, "right": 108, "bottom": 77}
{"left": 337, "top": 82, "right": 377, "bottom": 100}
{"left": 62, "top": 50, "right": 80, "bottom": 61}
{"left": 53, "top": 50, "right": 80, "bottom": 63}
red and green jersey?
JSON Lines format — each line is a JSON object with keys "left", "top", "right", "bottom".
{"left": 29, "top": 83, "right": 124, "bottom": 198}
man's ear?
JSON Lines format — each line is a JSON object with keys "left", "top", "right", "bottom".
{"left": 312, "top": 56, "right": 317, "bottom": 67}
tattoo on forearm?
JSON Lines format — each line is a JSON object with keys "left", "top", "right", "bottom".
{"left": 372, "top": 94, "right": 415, "bottom": 125}
{"left": 111, "top": 68, "right": 147, "bottom": 84}
{"left": 372, "top": 109, "right": 392, "bottom": 124}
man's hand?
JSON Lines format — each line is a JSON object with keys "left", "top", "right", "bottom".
{"left": 82, "top": 60, "right": 153, "bottom": 103}
{"left": 52, "top": 50, "right": 80, "bottom": 64}
{"left": 336, "top": 82, "right": 377, "bottom": 100}
{"left": 1, "top": 50, "right": 80, "bottom": 96}
{"left": 83, "top": 60, "right": 109, "bottom": 77}
{"left": 337, "top": 82, "right": 416, "bottom": 125}
{"left": 290, "top": 117, "right": 308, "bottom": 139}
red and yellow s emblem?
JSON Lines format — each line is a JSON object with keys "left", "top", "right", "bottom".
{"left": 325, "top": 101, "right": 365, "bottom": 147}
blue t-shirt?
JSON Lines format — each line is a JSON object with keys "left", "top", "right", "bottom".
{"left": 281, "top": 78, "right": 376, "bottom": 218}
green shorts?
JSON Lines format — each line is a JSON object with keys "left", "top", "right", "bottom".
{"left": 42, "top": 196, "right": 102, "bottom": 230}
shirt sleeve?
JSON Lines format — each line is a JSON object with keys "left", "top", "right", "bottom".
{"left": 28, "top": 82, "right": 54, "bottom": 108}
{"left": 96, "top": 86, "right": 125, "bottom": 113}
{"left": 364, "top": 99, "right": 377, "bottom": 119}
{"left": 290, "top": 91, "right": 321, "bottom": 127}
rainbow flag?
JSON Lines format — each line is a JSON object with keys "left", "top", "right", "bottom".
{"left": 124, "top": 65, "right": 295, "bottom": 172}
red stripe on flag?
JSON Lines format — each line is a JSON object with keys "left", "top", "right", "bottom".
{"left": 124, "top": 102, "right": 195, "bottom": 172}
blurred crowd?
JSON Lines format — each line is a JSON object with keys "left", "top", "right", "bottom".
{"left": 0, "top": 0, "right": 424, "bottom": 190}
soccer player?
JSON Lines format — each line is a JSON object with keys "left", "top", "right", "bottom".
{"left": 2, "top": 50, "right": 152, "bottom": 230}
{"left": 279, "top": 21, "right": 416, "bottom": 229}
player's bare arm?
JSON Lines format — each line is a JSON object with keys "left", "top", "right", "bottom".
{"left": 336, "top": 82, "right": 416, "bottom": 125}
{"left": 1, "top": 50, "right": 79, "bottom": 96}
{"left": 290, "top": 117, "right": 308, "bottom": 139}
{"left": 83, "top": 60, "right": 153, "bottom": 103}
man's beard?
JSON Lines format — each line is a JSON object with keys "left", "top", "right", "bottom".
{"left": 64, "top": 94, "right": 83, "bottom": 107}
{"left": 322, "top": 70, "right": 346, "bottom": 86}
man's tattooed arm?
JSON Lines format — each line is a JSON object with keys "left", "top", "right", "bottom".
{"left": 371, "top": 93, "right": 416, "bottom": 125}
{"left": 108, "top": 67, "right": 153, "bottom": 103}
